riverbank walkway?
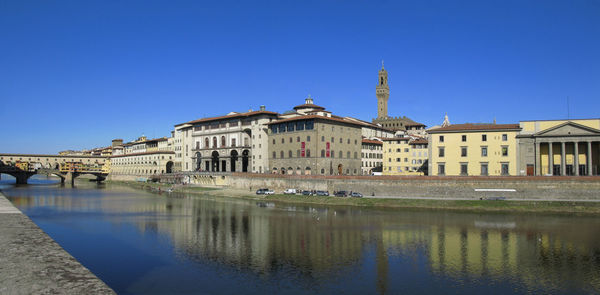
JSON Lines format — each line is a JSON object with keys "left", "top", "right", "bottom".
{"left": 0, "top": 192, "right": 114, "bottom": 294}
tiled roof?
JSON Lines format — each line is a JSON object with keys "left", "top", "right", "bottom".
{"left": 381, "top": 137, "right": 410, "bottom": 141}
{"left": 409, "top": 139, "right": 428, "bottom": 144}
{"left": 428, "top": 123, "right": 521, "bottom": 133}
{"left": 110, "top": 150, "right": 175, "bottom": 158}
{"left": 362, "top": 139, "right": 383, "bottom": 145}
{"left": 176, "top": 110, "right": 279, "bottom": 127}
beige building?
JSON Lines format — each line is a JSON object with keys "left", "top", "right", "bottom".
{"left": 174, "top": 107, "right": 279, "bottom": 173}
{"left": 109, "top": 136, "right": 175, "bottom": 176}
{"left": 267, "top": 97, "right": 392, "bottom": 176}
{"left": 382, "top": 137, "right": 428, "bottom": 175}
{"left": 361, "top": 138, "right": 383, "bottom": 175}
{"left": 516, "top": 119, "right": 600, "bottom": 176}
{"left": 428, "top": 124, "right": 521, "bottom": 176}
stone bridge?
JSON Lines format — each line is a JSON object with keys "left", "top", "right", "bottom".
{"left": 0, "top": 167, "right": 108, "bottom": 185}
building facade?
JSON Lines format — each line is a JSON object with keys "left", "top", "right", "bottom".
{"left": 516, "top": 119, "right": 600, "bottom": 176}
{"left": 428, "top": 124, "right": 521, "bottom": 176}
{"left": 109, "top": 136, "right": 175, "bottom": 176}
{"left": 174, "top": 108, "right": 279, "bottom": 174}
{"left": 361, "top": 139, "right": 383, "bottom": 175}
{"left": 382, "top": 137, "right": 428, "bottom": 175}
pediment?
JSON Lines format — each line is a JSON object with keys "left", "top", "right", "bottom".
{"left": 535, "top": 122, "right": 600, "bottom": 137}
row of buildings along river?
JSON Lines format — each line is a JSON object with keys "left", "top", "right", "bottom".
{"left": 2, "top": 64, "right": 599, "bottom": 178}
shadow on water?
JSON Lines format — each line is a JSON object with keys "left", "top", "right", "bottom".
{"left": 1, "top": 181, "right": 600, "bottom": 295}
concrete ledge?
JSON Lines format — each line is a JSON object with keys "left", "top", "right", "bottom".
{"left": 0, "top": 192, "right": 114, "bottom": 295}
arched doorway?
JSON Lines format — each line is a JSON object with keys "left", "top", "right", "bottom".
{"left": 195, "top": 152, "right": 202, "bottom": 171}
{"left": 211, "top": 151, "right": 219, "bottom": 172}
{"left": 242, "top": 149, "right": 249, "bottom": 172}
{"left": 230, "top": 150, "right": 238, "bottom": 172}
{"left": 166, "top": 161, "right": 174, "bottom": 174}
{"left": 305, "top": 167, "right": 311, "bottom": 175}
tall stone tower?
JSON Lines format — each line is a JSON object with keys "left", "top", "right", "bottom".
{"left": 376, "top": 61, "right": 389, "bottom": 119}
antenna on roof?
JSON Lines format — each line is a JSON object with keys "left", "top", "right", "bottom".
{"left": 567, "top": 96, "right": 570, "bottom": 119}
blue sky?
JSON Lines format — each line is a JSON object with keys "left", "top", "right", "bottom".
{"left": 1, "top": 0, "right": 599, "bottom": 154}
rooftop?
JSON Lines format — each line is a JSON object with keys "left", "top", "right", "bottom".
{"left": 428, "top": 123, "right": 521, "bottom": 133}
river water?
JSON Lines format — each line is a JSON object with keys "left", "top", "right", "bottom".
{"left": 1, "top": 175, "right": 599, "bottom": 294}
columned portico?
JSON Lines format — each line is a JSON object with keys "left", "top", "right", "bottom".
{"left": 560, "top": 141, "right": 566, "bottom": 176}
{"left": 588, "top": 141, "right": 593, "bottom": 176}
{"left": 518, "top": 120, "right": 600, "bottom": 177}
{"left": 547, "top": 142, "right": 553, "bottom": 175}
{"left": 574, "top": 142, "right": 579, "bottom": 176}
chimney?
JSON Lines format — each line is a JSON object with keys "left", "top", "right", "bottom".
{"left": 260, "top": 105, "right": 266, "bottom": 111}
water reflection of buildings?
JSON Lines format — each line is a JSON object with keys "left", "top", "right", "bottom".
{"left": 381, "top": 215, "right": 600, "bottom": 293}
{"left": 8, "top": 188, "right": 600, "bottom": 293}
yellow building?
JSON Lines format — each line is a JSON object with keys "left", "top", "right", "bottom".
{"left": 382, "top": 137, "right": 428, "bottom": 175}
{"left": 428, "top": 123, "right": 521, "bottom": 176}
{"left": 517, "top": 119, "right": 600, "bottom": 176}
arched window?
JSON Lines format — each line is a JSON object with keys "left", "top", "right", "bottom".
{"left": 321, "top": 168, "right": 325, "bottom": 174}
{"left": 347, "top": 151, "right": 351, "bottom": 158}
{"left": 221, "top": 136, "right": 226, "bottom": 147}
{"left": 272, "top": 152, "right": 276, "bottom": 159}
{"left": 321, "top": 150, "right": 325, "bottom": 157}
{"left": 212, "top": 137, "right": 217, "bottom": 148}
{"left": 297, "top": 136, "right": 300, "bottom": 142}
{"left": 288, "top": 150, "right": 292, "bottom": 158}
{"left": 331, "top": 150, "right": 335, "bottom": 158}
{"left": 205, "top": 138, "right": 209, "bottom": 148}
{"left": 232, "top": 138, "right": 236, "bottom": 147}
{"left": 280, "top": 151, "right": 284, "bottom": 158}
{"left": 306, "top": 149, "right": 311, "bottom": 157}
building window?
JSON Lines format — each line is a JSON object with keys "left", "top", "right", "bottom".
{"left": 321, "top": 150, "right": 325, "bottom": 157}
{"left": 331, "top": 150, "right": 335, "bottom": 158}
{"left": 289, "top": 137, "right": 293, "bottom": 143}
{"left": 281, "top": 138, "right": 284, "bottom": 144}
{"left": 306, "top": 149, "right": 311, "bottom": 157}
{"left": 461, "top": 147, "right": 467, "bottom": 157}
{"left": 221, "top": 136, "right": 226, "bottom": 147}
{"left": 439, "top": 147, "right": 445, "bottom": 157}
{"left": 212, "top": 137, "right": 217, "bottom": 148}
{"left": 289, "top": 150, "right": 292, "bottom": 158}
{"left": 347, "top": 151, "right": 350, "bottom": 158}
{"left": 501, "top": 163, "right": 509, "bottom": 175}
{"left": 232, "top": 138, "right": 236, "bottom": 147}
{"left": 438, "top": 163, "right": 445, "bottom": 175}
{"left": 462, "top": 135, "right": 467, "bottom": 142}
{"left": 482, "top": 134, "right": 487, "bottom": 142}
{"left": 280, "top": 151, "right": 284, "bottom": 158}
{"left": 273, "top": 139, "right": 276, "bottom": 145}
{"left": 307, "top": 136, "right": 311, "bottom": 142}
{"left": 481, "top": 163, "right": 488, "bottom": 176}
{"left": 460, "top": 163, "right": 468, "bottom": 175}
{"left": 321, "top": 168, "right": 325, "bottom": 174}
{"left": 339, "top": 151, "right": 342, "bottom": 158}
{"left": 502, "top": 134, "right": 508, "bottom": 141}
{"left": 439, "top": 135, "right": 444, "bottom": 143}
{"left": 481, "top": 146, "right": 488, "bottom": 157}
{"left": 502, "top": 146, "right": 508, "bottom": 156}
{"left": 321, "top": 136, "right": 325, "bottom": 142}
{"left": 297, "top": 136, "right": 300, "bottom": 142}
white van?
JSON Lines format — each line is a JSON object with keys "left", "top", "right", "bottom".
{"left": 283, "top": 188, "right": 297, "bottom": 195}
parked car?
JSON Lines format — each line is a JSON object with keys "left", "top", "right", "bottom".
{"left": 334, "top": 191, "right": 348, "bottom": 197}
{"left": 283, "top": 188, "right": 297, "bottom": 195}
{"left": 350, "top": 192, "right": 363, "bottom": 198}
{"left": 264, "top": 189, "right": 274, "bottom": 195}
{"left": 302, "top": 190, "right": 313, "bottom": 196}
{"left": 256, "top": 188, "right": 269, "bottom": 195}
{"left": 316, "top": 190, "right": 329, "bottom": 196}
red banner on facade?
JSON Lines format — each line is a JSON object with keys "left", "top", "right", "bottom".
{"left": 301, "top": 142, "right": 305, "bottom": 157}
{"left": 326, "top": 142, "right": 330, "bottom": 157}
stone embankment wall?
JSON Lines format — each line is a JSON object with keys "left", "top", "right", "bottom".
{"left": 226, "top": 173, "right": 600, "bottom": 200}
